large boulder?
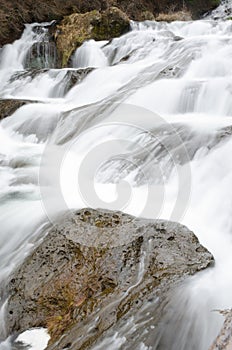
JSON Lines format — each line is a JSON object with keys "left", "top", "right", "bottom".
{"left": 5, "top": 208, "right": 213, "bottom": 349}
{"left": 54, "top": 7, "right": 130, "bottom": 67}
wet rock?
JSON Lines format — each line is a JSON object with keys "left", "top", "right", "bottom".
{"left": 61, "top": 68, "right": 94, "bottom": 95}
{"left": 0, "top": 99, "right": 36, "bottom": 120}
{"left": 9, "top": 68, "right": 93, "bottom": 97}
{"left": 209, "top": 310, "right": 232, "bottom": 350}
{"left": 6, "top": 208, "right": 213, "bottom": 349}
{"left": 54, "top": 7, "right": 130, "bottom": 67}
{"left": 96, "top": 123, "right": 232, "bottom": 186}
{"left": 25, "top": 24, "right": 60, "bottom": 69}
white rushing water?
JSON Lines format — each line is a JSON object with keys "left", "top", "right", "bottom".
{"left": 1, "top": 3, "right": 232, "bottom": 349}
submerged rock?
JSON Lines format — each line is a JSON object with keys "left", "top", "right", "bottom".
{"left": 25, "top": 24, "right": 60, "bottom": 70}
{"left": 54, "top": 7, "right": 130, "bottom": 67}
{"left": 8, "top": 68, "right": 93, "bottom": 97}
{"left": 6, "top": 208, "right": 213, "bottom": 349}
{"left": 209, "top": 310, "right": 232, "bottom": 350}
{"left": 61, "top": 68, "right": 94, "bottom": 95}
{"left": 0, "top": 99, "right": 35, "bottom": 120}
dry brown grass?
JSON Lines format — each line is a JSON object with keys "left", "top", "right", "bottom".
{"left": 156, "top": 10, "right": 192, "bottom": 22}
{"left": 0, "top": 0, "right": 219, "bottom": 46}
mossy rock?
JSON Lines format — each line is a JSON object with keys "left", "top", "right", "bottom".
{"left": 54, "top": 7, "right": 130, "bottom": 67}
{"left": 5, "top": 208, "right": 213, "bottom": 349}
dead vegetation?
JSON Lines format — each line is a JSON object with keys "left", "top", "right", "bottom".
{"left": 156, "top": 10, "right": 192, "bottom": 22}
{"left": 0, "top": 0, "right": 221, "bottom": 47}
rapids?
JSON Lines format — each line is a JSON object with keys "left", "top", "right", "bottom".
{"left": 1, "top": 1, "right": 232, "bottom": 349}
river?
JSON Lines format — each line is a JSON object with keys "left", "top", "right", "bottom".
{"left": 0, "top": 1, "right": 232, "bottom": 349}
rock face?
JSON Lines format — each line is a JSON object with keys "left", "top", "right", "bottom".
{"left": 209, "top": 310, "right": 232, "bottom": 350}
{"left": 54, "top": 7, "right": 130, "bottom": 67}
{"left": 6, "top": 208, "right": 213, "bottom": 349}
{"left": 0, "top": 1, "right": 220, "bottom": 47}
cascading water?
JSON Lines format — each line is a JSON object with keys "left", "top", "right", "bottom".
{"left": 208, "top": 0, "right": 232, "bottom": 19}
{"left": 24, "top": 23, "right": 58, "bottom": 70}
{"left": 0, "top": 2, "right": 232, "bottom": 349}
{"left": 72, "top": 40, "right": 108, "bottom": 69}
{"left": 0, "top": 22, "right": 58, "bottom": 93}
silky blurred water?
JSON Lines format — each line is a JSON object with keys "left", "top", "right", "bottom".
{"left": 0, "top": 4, "right": 232, "bottom": 348}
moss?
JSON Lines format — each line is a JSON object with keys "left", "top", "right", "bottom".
{"left": 35, "top": 244, "right": 118, "bottom": 344}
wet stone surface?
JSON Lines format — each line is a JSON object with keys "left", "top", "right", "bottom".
{"left": 5, "top": 208, "right": 214, "bottom": 350}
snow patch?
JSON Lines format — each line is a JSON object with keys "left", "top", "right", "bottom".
{"left": 16, "top": 328, "right": 50, "bottom": 350}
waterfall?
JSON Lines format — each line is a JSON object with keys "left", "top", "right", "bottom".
{"left": 24, "top": 23, "right": 58, "bottom": 70}
{"left": 72, "top": 40, "right": 108, "bottom": 69}
{"left": 0, "top": 3, "right": 232, "bottom": 349}
{"left": 0, "top": 22, "right": 60, "bottom": 102}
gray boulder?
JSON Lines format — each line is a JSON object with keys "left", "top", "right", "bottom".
{"left": 5, "top": 208, "right": 213, "bottom": 349}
